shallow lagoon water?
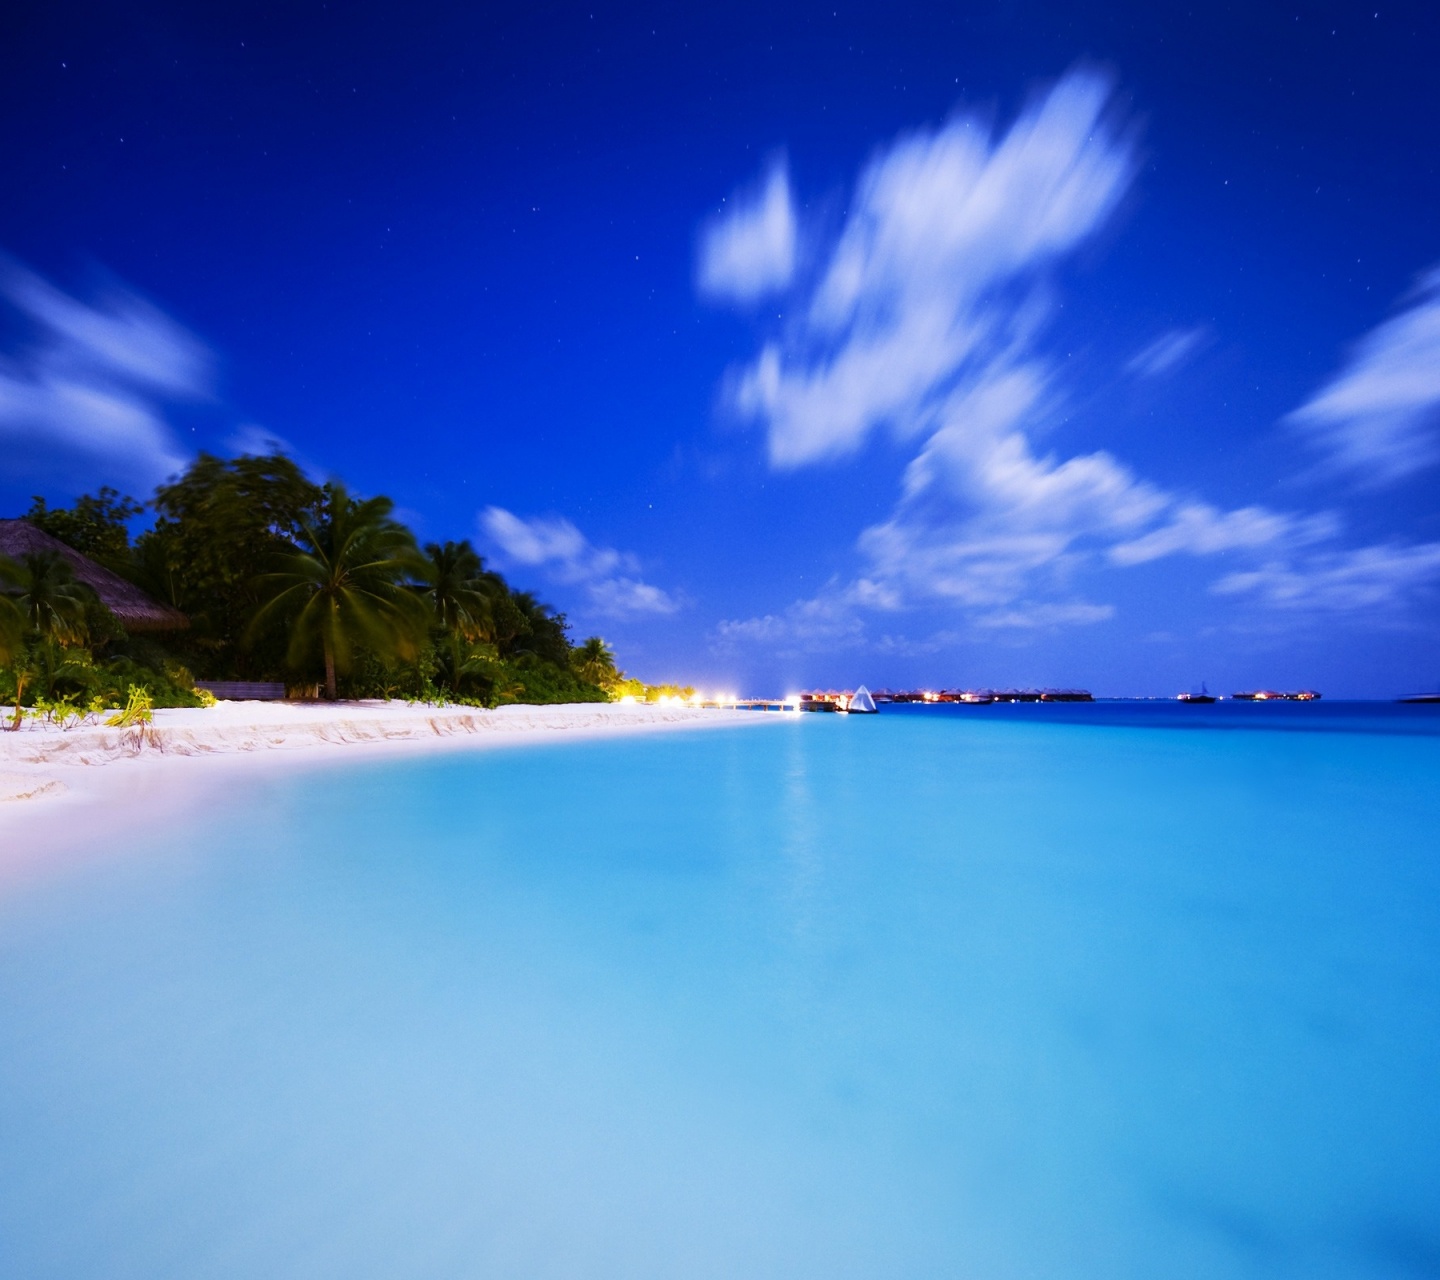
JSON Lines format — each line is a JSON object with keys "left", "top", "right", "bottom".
{"left": 2, "top": 704, "right": 1439, "bottom": 1279}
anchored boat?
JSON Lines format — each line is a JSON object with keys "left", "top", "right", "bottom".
{"left": 1178, "top": 684, "right": 1217, "bottom": 704}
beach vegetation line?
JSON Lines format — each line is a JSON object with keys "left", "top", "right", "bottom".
{"left": 1, "top": 451, "right": 646, "bottom": 710}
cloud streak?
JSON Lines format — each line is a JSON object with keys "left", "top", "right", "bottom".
{"left": 1214, "top": 541, "right": 1440, "bottom": 613}
{"left": 1126, "top": 327, "right": 1207, "bottom": 378}
{"left": 711, "top": 73, "right": 1319, "bottom": 629}
{"left": 1288, "top": 268, "right": 1440, "bottom": 486}
{"left": 703, "top": 71, "right": 1440, "bottom": 651}
{"left": 481, "top": 507, "right": 681, "bottom": 617}
{"left": 697, "top": 160, "right": 797, "bottom": 303}
{"left": 734, "top": 73, "right": 1135, "bottom": 469}
{"left": 0, "top": 257, "right": 211, "bottom": 482}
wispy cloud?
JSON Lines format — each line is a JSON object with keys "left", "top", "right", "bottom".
{"left": 0, "top": 256, "right": 211, "bottom": 482}
{"left": 702, "top": 71, "right": 1424, "bottom": 648}
{"left": 732, "top": 72, "right": 1133, "bottom": 469}
{"left": 718, "top": 73, "right": 1212, "bottom": 616}
{"left": 1109, "top": 503, "right": 1337, "bottom": 566}
{"left": 481, "top": 507, "right": 681, "bottom": 617}
{"left": 714, "top": 586, "right": 867, "bottom": 653}
{"left": 227, "top": 423, "right": 296, "bottom": 458}
{"left": 974, "top": 601, "right": 1115, "bottom": 628}
{"left": 1126, "top": 327, "right": 1207, "bottom": 378}
{"left": 858, "top": 364, "right": 1171, "bottom": 609}
{"left": 1214, "top": 541, "right": 1440, "bottom": 612}
{"left": 697, "top": 160, "right": 797, "bottom": 303}
{"left": 1288, "top": 268, "right": 1440, "bottom": 486}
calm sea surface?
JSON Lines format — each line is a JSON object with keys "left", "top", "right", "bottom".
{"left": 2, "top": 703, "right": 1439, "bottom": 1279}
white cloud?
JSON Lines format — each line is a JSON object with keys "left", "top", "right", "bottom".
{"left": 1288, "top": 268, "right": 1440, "bottom": 485}
{"left": 1126, "top": 327, "right": 1207, "bottom": 378}
{"left": 702, "top": 73, "right": 1440, "bottom": 649}
{"left": 732, "top": 71, "right": 1133, "bottom": 469}
{"left": 227, "top": 423, "right": 296, "bottom": 458}
{"left": 3, "top": 262, "right": 211, "bottom": 396}
{"left": 1109, "top": 503, "right": 1337, "bottom": 566}
{"left": 482, "top": 508, "right": 618, "bottom": 579}
{"left": 586, "top": 577, "right": 678, "bottom": 616}
{"left": 481, "top": 507, "right": 680, "bottom": 617}
{"left": 974, "top": 602, "right": 1115, "bottom": 628}
{"left": 1214, "top": 542, "right": 1440, "bottom": 612}
{"left": 0, "top": 257, "right": 210, "bottom": 482}
{"left": 714, "top": 587, "right": 867, "bottom": 652}
{"left": 702, "top": 72, "right": 1382, "bottom": 638}
{"left": 697, "top": 161, "right": 797, "bottom": 303}
{"left": 717, "top": 74, "right": 1197, "bottom": 612}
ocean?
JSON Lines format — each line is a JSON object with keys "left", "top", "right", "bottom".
{"left": 2, "top": 703, "right": 1438, "bottom": 1278}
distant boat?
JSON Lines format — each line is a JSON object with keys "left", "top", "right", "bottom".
{"left": 847, "top": 685, "right": 878, "bottom": 714}
{"left": 1398, "top": 693, "right": 1440, "bottom": 704}
{"left": 1178, "top": 684, "right": 1216, "bottom": 704}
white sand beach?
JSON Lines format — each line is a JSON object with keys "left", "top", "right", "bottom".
{"left": 0, "top": 701, "right": 769, "bottom": 853}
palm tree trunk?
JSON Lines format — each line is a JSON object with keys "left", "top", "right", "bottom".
{"left": 323, "top": 634, "right": 337, "bottom": 701}
{"left": 8, "top": 669, "right": 28, "bottom": 731}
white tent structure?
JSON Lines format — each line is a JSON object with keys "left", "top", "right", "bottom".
{"left": 847, "top": 685, "right": 878, "bottom": 714}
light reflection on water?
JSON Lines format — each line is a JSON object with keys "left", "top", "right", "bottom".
{"left": 2, "top": 707, "right": 1439, "bottom": 1278}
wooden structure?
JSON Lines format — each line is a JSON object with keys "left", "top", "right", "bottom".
{"left": 194, "top": 681, "right": 287, "bottom": 701}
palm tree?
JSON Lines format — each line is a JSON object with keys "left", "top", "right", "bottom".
{"left": 0, "top": 550, "right": 97, "bottom": 727}
{"left": 507, "top": 590, "right": 571, "bottom": 666}
{"left": 1, "top": 550, "right": 94, "bottom": 645}
{"left": 419, "top": 540, "right": 503, "bottom": 689}
{"left": 249, "top": 483, "right": 428, "bottom": 700}
{"left": 574, "top": 635, "right": 618, "bottom": 689}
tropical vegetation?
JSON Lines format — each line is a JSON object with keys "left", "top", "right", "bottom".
{"left": 2, "top": 450, "right": 655, "bottom": 713}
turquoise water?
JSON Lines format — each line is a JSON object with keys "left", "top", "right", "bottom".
{"left": 2, "top": 705, "right": 1439, "bottom": 1279}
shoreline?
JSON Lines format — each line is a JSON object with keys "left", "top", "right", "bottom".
{"left": 0, "top": 701, "right": 773, "bottom": 856}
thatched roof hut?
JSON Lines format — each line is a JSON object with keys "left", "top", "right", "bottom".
{"left": 0, "top": 518, "right": 188, "bottom": 632}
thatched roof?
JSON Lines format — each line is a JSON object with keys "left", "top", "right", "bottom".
{"left": 0, "top": 518, "right": 188, "bottom": 632}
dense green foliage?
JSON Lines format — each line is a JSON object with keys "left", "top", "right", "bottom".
{"left": 248, "top": 484, "right": 430, "bottom": 700}
{"left": 25, "top": 488, "right": 144, "bottom": 569}
{"left": 0, "top": 550, "right": 206, "bottom": 724}
{"left": 136, "top": 453, "right": 326, "bottom": 676}
{"left": 2, "top": 451, "right": 633, "bottom": 708}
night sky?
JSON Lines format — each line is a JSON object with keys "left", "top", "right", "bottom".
{"left": 3, "top": 1, "right": 1439, "bottom": 696}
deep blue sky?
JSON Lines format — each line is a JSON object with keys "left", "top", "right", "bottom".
{"left": 3, "top": 0, "right": 1440, "bottom": 696}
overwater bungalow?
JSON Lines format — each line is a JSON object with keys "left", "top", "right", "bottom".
{"left": 1233, "top": 690, "right": 1321, "bottom": 701}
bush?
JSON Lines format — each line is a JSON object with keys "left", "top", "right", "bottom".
{"left": 0, "top": 649, "right": 210, "bottom": 710}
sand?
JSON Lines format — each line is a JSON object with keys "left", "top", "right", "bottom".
{"left": 0, "top": 700, "right": 772, "bottom": 853}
